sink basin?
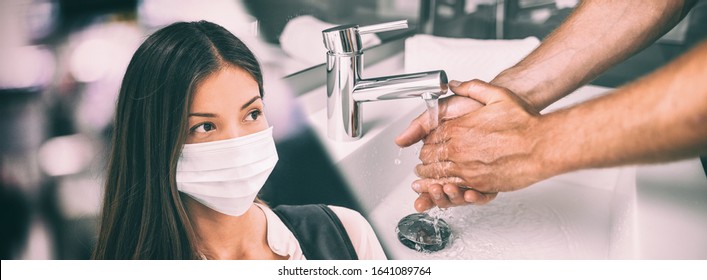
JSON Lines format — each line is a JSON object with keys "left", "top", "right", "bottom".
{"left": 296, "top": 49, "right": 707, "bottom": 259}
{"left": 371, "top": 169, "right": 626, "bottom": 259}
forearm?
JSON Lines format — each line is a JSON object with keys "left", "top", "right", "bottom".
{"left": 491, "top": 0, "right": 694, "bottom": 111}
{"left": 537, "top": 40, "right": 707, "bottom": 176}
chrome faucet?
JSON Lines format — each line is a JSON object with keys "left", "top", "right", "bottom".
{"left": 322, "top": 20, "right": 448, "bottom": 141}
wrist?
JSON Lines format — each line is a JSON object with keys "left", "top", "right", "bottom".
{"left": 491, "top": 66, "right": 550, "bottom": 111}
{"left": 530, "top": 112, "right": 582, "bottom": 180}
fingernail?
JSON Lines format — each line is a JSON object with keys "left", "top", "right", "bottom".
{"left": 448, "top": 80, "right": 461, "bottom": 87}
{"left": 412, "top": 183, "right": 421, "bottom": 192}
{"left": 432, "top": 193, "right": 442, "bottom": 200}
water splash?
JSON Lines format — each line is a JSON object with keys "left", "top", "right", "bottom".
{"left": 394, "top": 147, "right": 403, "bottom": 165}
{"left": 395, "top": 92, "right": 452, "bottom": 253}
{"left": 382, "top": 182, "right": 615, "bottom": 259}
{"left": 423, "top": 93, "right": 439, "bottom": 131}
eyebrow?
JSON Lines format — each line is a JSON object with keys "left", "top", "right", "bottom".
{"left": 241, "top": 96, "right": 262, "bottom": 110}
{"left": 188, "top": 112, "right": 217, "bottom": 118}
{"left": 188, "top": 96, "right": 262, "bottom": 117}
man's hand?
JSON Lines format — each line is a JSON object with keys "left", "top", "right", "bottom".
{"left": 395, "top": 91, "right": 483, "bottom": 147}
{"left": 397, "top": 82, "right": 495, "bottom": 212}
{"left": 412, "top": 80, "right": 553, "bottom": 206}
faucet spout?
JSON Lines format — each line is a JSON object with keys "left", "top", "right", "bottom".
{"left": 352, "top": 70, "right": 448, "bottom": 102}
{"left": 323, "top": 20, "right": 448, "bottom": 141}
{"left": 326, "top": 62, "right": 448, "bottom": 141}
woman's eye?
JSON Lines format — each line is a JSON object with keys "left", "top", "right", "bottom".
{"left": 192, "top": 123, "right": 216, "bottom": 133}
{"left": 245, "top": 110, "right": 262, "bottom": 121}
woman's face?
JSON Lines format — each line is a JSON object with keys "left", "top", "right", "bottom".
{"left": 186, "top": 66, "right": 268, "bottom": 144}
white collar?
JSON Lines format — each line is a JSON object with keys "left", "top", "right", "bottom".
{"left": 254, "top": 203, "right": 304, "bottom": 260}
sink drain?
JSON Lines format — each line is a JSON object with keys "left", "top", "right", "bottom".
{"left": 396, "top": 212, "right": 451, "bottom": 252}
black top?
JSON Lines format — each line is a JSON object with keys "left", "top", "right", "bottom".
{"left": 271, "top": 204, "right": 359, "bottom": 260}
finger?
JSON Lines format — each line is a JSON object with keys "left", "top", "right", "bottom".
{"left": 419, "top": 142, "right": 450, "bottom": 164}
{"left": 422, "top": 126, "right": 446, "bottom": 146}
{"left": 415, "top": 162, "right": 463, "bottom": 180}
{"left": 443, "top": 184, "right": 468, "bottom": 206}
{"left": 436, "top": 95, "right": 484, "bottom": 122}
{"left": 397, "top": 92, "right": 485, "bottom": 147}
{"left": 412, "top": 179, "right": 449, "bottom": 193}
{"left": 428, "top": 184, "right": 452, "bottom": 209}
{"left": 411, "top": 180, "right": 425, "bottom": 193}
{"left": 449, "top": 79, "right": 508, "bottom": 105}
{"left": 395, "top": 111, "right": 432, "bottom": 147}
{"left": 412, "top": 177, "right": 467, "bottom": 194}
{"left": 463, "top": 190, "right": 498, "bottom": 205}
{"left": 414, "top": 193, "right": 435, "bottom": 212}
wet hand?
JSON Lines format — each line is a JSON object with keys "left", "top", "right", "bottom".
{"left": 412, "top": 181, "right": 498, "bottom": 212}
{"left": 395, "top": 80, "right": 491, "bottom": 212}
{"left": 395, "top": 86, "right": 484, "bottom": 147}
{"left": 415, "top": 79, "right": 549, "bottom": 197}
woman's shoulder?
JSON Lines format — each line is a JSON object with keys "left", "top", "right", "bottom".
{"left": 326, "top": 205, "right": 387, "bottom": 260}
{"left": 326, "top": 206, "right": 368, "bottom": 226}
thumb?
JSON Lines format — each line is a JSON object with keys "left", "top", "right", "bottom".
{"left": 449, "top": 79, "right": 507, "bottom": 105}
{"left": 395, "top": 111, "right": 432, "bottom": 147}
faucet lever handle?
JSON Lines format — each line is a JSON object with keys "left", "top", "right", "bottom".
{"left": 358, "top": 20, "right": 408, "bottom": 35}
{"left": 323, "top": 20, "right": 409, "bottom": 54}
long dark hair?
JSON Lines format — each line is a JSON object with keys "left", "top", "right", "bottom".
{"left": 93, "top": 21, "right": 263, "bottom": 259}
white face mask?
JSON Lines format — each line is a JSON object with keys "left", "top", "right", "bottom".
{"left": 176, "top": 127, "right": 278, "bottom": 216}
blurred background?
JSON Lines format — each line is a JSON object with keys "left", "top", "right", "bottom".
{"left": 1, "top": 0, "right": 705, "bottom": 259}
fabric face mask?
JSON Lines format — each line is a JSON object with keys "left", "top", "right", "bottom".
{"left": 176, "top": 127, "right": 278, "bottom": 216}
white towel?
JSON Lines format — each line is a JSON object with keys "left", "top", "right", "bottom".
{"left": 279, "top": 15, "right": 381, "bottom": 65}
{"left": 405, "top": 34, "right": 540, "bottom": 82}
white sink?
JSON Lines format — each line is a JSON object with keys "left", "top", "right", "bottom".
{"left": 371, "top": 168, "right": 627, "bottom": 259}
{"left": 296, "top": 51, "right": 707, "bottom": 259}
